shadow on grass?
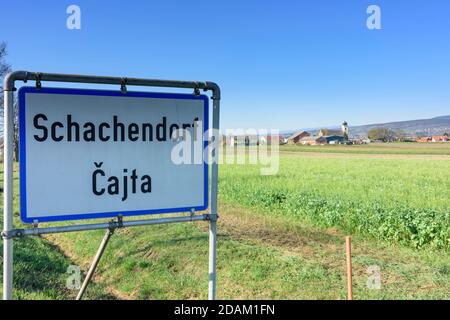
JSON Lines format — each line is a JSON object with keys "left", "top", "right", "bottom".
{"left": 1, "top": 236, "right": 117, "bottom": 300}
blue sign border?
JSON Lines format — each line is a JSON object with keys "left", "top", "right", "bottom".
{"left": 18, "top": 86, "right": 209, "bottom": 224}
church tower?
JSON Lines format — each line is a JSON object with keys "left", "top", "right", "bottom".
{"left": 341, "top": 121, "right": 349, "bottom": 140}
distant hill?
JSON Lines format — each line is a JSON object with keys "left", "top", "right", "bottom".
{"left": 282, "top": 115, "right": 450, "bottom": 139}
{"left": 349, "top": 115, "right": 450, "bottom": 138}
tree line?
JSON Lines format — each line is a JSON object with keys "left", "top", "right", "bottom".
{"left": 368, "top": 128, "right": 449, "bottom": 142}
{"left": 367, "top": 128, "right": 410, "bottom": 142}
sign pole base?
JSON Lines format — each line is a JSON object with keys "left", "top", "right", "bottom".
{"left": 208, "top": 217, "right": 217, "bottom": 300}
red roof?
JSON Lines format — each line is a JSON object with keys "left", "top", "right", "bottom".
{"left": 432, "top": 136, "right": 449, "bottom": 141}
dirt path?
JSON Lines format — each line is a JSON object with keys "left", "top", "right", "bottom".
{"left": 199, "top": 202, "right": 449, "bottom": 296}
{"left": 223, "top": 149, "right": 450, "bottom": 160}
{"left": 47, "top": 205, "right": 350, "bottom": 299}
{"left": 45, "top": 202, "right": 449, "bottom": 299}
{"left": 279, "top": 151, "right": 450, "bottom": 160}
{"left": 204, "top": 203, "right": 347, "bottom": 271}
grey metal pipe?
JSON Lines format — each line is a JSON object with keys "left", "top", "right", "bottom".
{"left": 8, "top": 214, "right": 209, "bottom": 238}
{"left": 2, "top": 88, "right": 14, "bottom": 300}
{"left": 76, "top": 228, "right": 114, "bottom": 300}
{"left": 208, "top": 96, "right": 221, "bottom": 300}
{"left": 4, "top": 71, "right": 220, "bottom": 100}
{"left": 208, "top": 218, "right": 218, "bottom": 300}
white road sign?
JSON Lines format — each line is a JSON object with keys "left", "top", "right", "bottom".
{"left": 19, "top": 87, "right": 209, "bottom": 223}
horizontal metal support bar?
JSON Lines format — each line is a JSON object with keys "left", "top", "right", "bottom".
{"left": 3, "top": 214, "right": 210, "bottom": 238}
{"left": 4, "top": 71, "right": 221, "bottom": 99}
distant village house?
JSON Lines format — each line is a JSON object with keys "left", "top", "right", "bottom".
{"left": 287, "top": 131, "right": 310, "bottom": 144}
{"left": 298, "top": 136, "right": 327, "bottom": 145}
{"left": 297, "top": 121, "right": 349, "bottom": 145}
{"left": 417, "top": 135, "right": 449, "bottom": 143}
{"left": 432, "top": 136, "right": 449, "bottom": 142}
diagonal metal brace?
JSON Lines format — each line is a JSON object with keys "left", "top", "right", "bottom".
{"left": 76, "top": 225, "right": 115, "bottom": 300}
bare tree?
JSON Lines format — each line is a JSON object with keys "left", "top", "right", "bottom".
{"left": 395, "top": 129, "right": 407, "bottom": 142}
{"left": 368, "top": 127, "right": 397, "bottom": 142}
{"left": 0, "top": 42, "right": 10, "bottom": 77}
{"left": 13, "top": 100, "right": 19, "bottom": 161}
{"left": 1, "top": 41, "right": 11, "bottom": 148}
{"left": 0, "top": 42, "right": 19, "bottom": 161}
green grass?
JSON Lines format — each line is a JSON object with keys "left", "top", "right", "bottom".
{"left": 0, "top": 143, "right": 449, "bottom": 299}
{"left": 28, "top": 205, "right": 450, "bottom": 300}
{"left": 0, "top": 164, "right": 115, "bottom": 300}
{"left": 220, "top": 156, "right": 450, "bottom": 248}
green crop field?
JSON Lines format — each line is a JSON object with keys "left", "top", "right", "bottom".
{"left": 220, "top": 152, "right": 450, "bottom": 249}
{"left": 0, "top": 143, "right": 449, "bottom": 300}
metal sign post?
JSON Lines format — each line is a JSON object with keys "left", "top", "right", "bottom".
{"left": 2, "top": 87, "right": 14, "bottom": 301}
{"left": 2, "top": 71, "right": 220, "bottom": 300}
{"left": 208, "top": 96, "right": 220, "bottom": 300}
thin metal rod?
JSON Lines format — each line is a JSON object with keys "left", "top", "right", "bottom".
{"left": 208, "top": 97, "right": 220, "bottom": 300}
{"left": 2, "top": 89, "right": 14, "bottom": 300}
{"left": 4, "top": 71, "right": 220, "bottom": 100}
{"left": 76, "top": 229, "right": 114, "bottom": 300}
{"left": 9, "top": 214, "right": 208, "bottom": 238}
{"left": 346, "top": 236, "right": 353, "bottom": 300}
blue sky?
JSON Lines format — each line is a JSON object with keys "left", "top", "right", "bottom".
{"left": 1, "top": 0, "right": 450, "bottom": 130}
